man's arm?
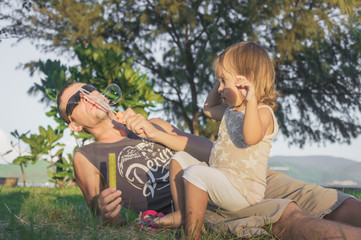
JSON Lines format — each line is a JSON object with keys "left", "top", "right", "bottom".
{"left": 119, "top": 108, "right": 213, "bottom": 162}
{"left": 73, "top": 151, "right": 123, "bottom": 224}
{"left": 203, "top": 81, "right": 227, "bottom": 121}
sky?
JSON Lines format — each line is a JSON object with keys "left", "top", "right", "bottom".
{"left": 0, "top": 38, "right": 361, "bottom": 164}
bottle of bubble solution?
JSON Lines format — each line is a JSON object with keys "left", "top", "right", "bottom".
{"left": 108, "top": 153, "right": 116, "bottom": 188}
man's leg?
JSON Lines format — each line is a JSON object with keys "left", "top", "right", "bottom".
{"left": 272, "top": 202, "right": 361, "bottom": 239}
{"left": 324, "top": 198, "right": 361, "bottom": 227}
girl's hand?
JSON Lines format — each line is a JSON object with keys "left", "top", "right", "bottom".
{"left": 235, "top": 75, "right": 257, "bottom": 103}
{"left": 117, "top": 108, "right": 159, "bottom": 140}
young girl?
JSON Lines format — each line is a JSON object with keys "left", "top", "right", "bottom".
{"left": 151, "top": 41, "right": 279, "bottom": 239}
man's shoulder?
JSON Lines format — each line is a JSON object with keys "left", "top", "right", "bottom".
{"left": 76, "top": 141, "right": 98, "bottom": 153}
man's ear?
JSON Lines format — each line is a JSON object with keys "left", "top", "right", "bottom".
{"left": 68, "top": 122, "right": 83, "bottom": 132}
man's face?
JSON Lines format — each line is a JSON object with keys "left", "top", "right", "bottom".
{"left": 60, "top": 83, "right": 109, "bottom": 128}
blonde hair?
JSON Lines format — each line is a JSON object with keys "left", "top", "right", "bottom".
{"left": 213, "top": 41, "right": 279, "bottom": 111}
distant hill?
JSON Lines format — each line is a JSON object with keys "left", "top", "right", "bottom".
{"left": 269, "top": 156, "right": 361, "bottom": 187}
{"left": 1, "top": 155, "right": 360, "bottom": 188}
{"left": 0, "top": 160, "right": 50, "bottom": 185}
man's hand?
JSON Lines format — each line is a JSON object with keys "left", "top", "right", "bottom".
{"left": 97, "top": 187, "right": 122, "bottom": 221}
{"left": 116, "top": 108, "right": 159, "bottom": 141}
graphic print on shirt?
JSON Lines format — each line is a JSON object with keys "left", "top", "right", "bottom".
{"left": 117, "top": 138, "right": 174, "bottom": 198}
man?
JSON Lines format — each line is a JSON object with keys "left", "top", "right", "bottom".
{"left": 58, "top": 82, "right": 361, "bottom": 239}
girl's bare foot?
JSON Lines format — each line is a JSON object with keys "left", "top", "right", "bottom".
{"left": 155, "top": 210, "right": 183, "bottom": 227}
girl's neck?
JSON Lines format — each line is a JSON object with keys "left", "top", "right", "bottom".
{"left": 232, "top": 100, "right": 246, "bottom": 112}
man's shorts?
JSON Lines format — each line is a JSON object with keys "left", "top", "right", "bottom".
{"left": 171, "top": 151, "right": 353, "bottom": 238}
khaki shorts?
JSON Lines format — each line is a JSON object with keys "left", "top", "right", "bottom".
{"left": 204, "top": 169, "right": 353, "bottom": 238}
{"left": 171, "top": 152, "right": 353, "bottom": 238}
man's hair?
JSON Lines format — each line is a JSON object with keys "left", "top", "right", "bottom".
{"left": 57, "top": 82, "right": 78, "bottom": 124}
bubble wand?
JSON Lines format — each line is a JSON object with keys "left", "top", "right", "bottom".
{"left": 78, "top": 83, "right": 123, "bottom": 119}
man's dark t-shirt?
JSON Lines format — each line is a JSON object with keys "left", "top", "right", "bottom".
{"left": 76, "top": 132, "right": 175, "bottom": 214}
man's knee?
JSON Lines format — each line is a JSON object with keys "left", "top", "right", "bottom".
{"left": 272, "top": 202, "right": 304, "bottom": 235}
{"left": 280, "top": 202, "right": 304, "bottom": 221}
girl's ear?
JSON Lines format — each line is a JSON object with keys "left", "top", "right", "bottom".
{"left": 68, "top": 121, "right": 83, "bottom": 132}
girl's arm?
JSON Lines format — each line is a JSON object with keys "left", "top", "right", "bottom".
{"left": 243, "top": 99, "right": 273, "bottom": 145}
{"left": 236, "top": 76, "right": 273, "bottom": 145}
{"left": 203, "top": 81, "right": 227, "bottom": 121}
{"left": 118, "top": 108, "right": 213, "bottom": 162}
{"left": 149, "top": 118, "right": 213, "bottom": 162}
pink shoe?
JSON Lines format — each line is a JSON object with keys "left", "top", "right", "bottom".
{"left": 137, "top": 210, "right": 165, "bottom": 231}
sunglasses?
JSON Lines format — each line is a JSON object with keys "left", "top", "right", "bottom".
{"left": 66, "top": 84, "right": 97, "bottom": 122}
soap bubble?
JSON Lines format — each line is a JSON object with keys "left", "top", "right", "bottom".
{"left": 103, "top": 83, "right": 122, "bottom": 105}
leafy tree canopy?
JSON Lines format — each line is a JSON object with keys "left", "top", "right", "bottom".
{"left": 1, "top": 0, "right": 361, "bottom": 147}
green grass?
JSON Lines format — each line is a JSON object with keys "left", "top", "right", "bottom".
{"left": 0, "top": 186, "right": 247, "bottom": 240}
{"left": 1, "top": 186, "right": 359, "bottom": 240}
{"left": 340, "top": 189, "right": 361, "bottom": 199}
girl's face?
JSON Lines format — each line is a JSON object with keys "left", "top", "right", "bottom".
{"left": 217, "top": 68, "right": 245, "bottom": 108}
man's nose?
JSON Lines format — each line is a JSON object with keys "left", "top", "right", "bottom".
{"left": 83, "top": 92, "right": 108, "bottom": 105}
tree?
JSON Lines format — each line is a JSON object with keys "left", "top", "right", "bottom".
{"left": 21, "top": 125, "right": 67, "bottom": 186}
{"left": 26, "top": 44, "right": 163, "bottom": 117}
{"left": 9, "top": 130, "right": 31, "bottom": 186}
{"left": 1, "top": 0, "right": 361, "bottom": 147}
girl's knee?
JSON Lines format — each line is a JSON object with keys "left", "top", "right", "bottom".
{"left": 184, "top": 164, "right": 206, "bottom": 176}
{"left": 170, "top": 158, "right": 181, "bottom": 167}
{"left": 171, "top": 151, "right": 201, "bottom": 169}
{"left": 169, "top": 159, "right": 183, "bottom": 178}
